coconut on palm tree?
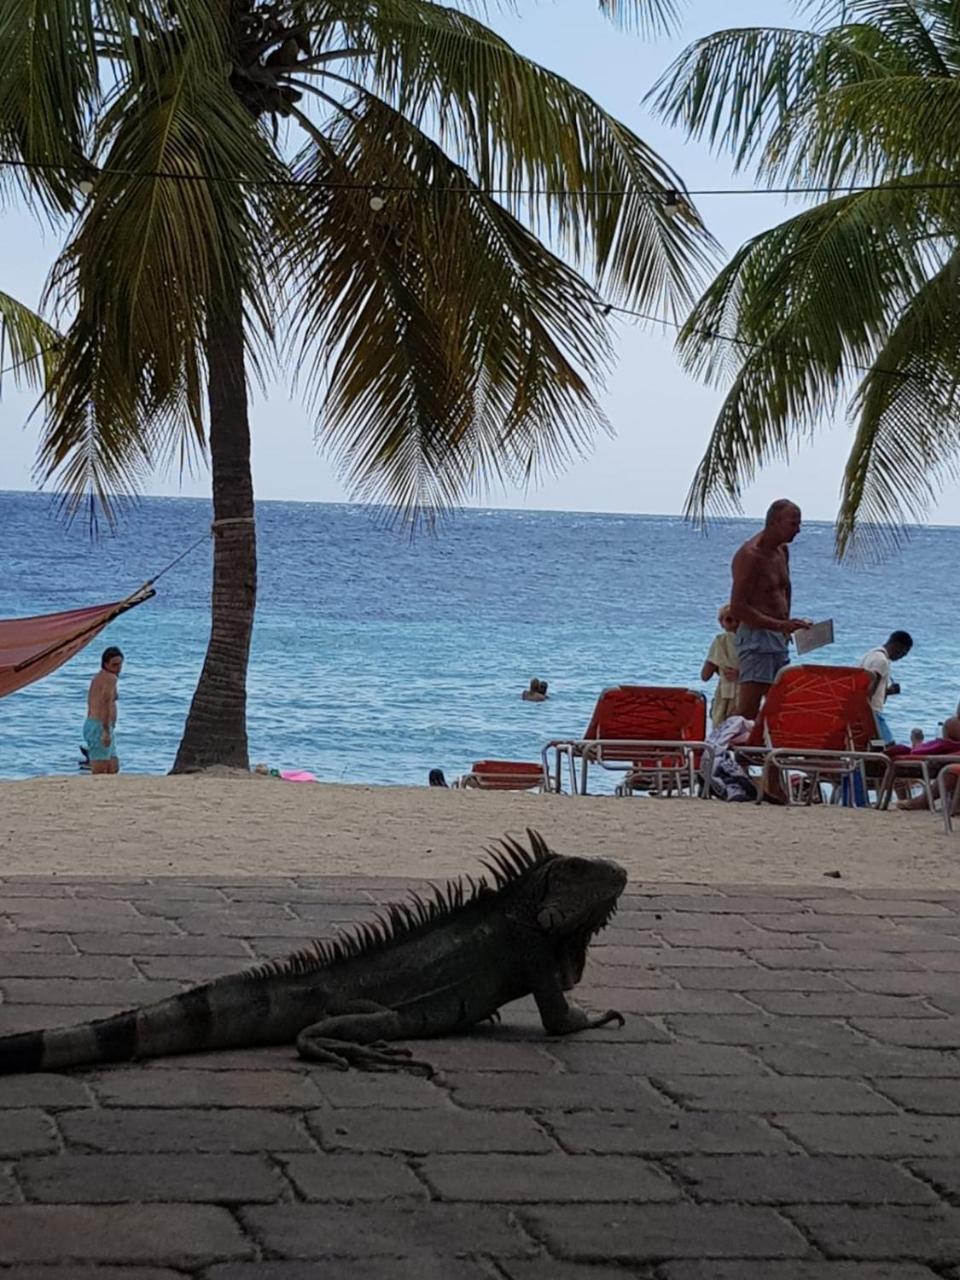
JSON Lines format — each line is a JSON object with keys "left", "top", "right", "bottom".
{"left": 652, "top": 0, "right": 960, "bottom": 554}
{"left": 0, "top": 0, "right": 711, "bottom": 771}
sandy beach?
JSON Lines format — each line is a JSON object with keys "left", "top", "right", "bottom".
{"left": 2, "top": 773, "right": 956, "bottom": 887}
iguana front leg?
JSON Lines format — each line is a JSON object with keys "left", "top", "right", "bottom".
{"left": 509, "top": 924, "right": 624, "bottom": 1035}
{"left": 531, "top": 980, "right": 625, "bottom": 1035}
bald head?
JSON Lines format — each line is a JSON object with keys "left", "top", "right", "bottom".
{"left": 765, "top": 499, "right": 802, "bottom": 544}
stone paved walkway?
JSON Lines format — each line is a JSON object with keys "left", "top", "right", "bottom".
{"left": 2, "top": 876, "right": 960, "bottom": 1278}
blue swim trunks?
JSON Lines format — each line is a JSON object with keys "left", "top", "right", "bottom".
{"left": 83, "top": 717, "right": 117, "bottom": 762}
{"left": 735, "top": 625, "right": 789, "bottom": 685}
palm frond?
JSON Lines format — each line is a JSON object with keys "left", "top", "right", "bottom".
{"left": 36, "top": 35, "right": 286, "bottom": 519}
{"left": 0, "top": 0, "right": 230, "bottom": 215}
{"left": 681, "top": 182, "right": 955, "bottom": 524}
{"left": 0, "top": 290, "right": 59, "bottom": 393}
{"left": 322, "top": 0, "right": 714, "bottom": 310}
{"left": 838, "top": 246, "right": 960, "bottom": 557}
{"left": 280, "top": 97, "right": 613, "bottom": 520}
{"left": 649, "top": 17, "right": 917, "bottom": 175}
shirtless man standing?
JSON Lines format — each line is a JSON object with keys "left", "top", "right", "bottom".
{"left": 83, "top": 647, "right": 123, "bottom": 775}
{"left": 731, "top": 500, "right": 811, "bottom": 719}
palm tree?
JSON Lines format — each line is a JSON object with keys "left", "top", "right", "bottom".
{"left": 1, "top": 0, "right": 711, "bottom": 771}
{"left": 652, "top": 0, "right": 960, "bottom": 555}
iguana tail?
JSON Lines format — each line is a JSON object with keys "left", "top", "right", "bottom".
{"left": 0, "top": 973, "right": 295, "bottom": 1074}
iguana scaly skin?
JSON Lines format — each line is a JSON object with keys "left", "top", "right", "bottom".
{"left": 0, "top": 831, "right": 627, "bottom": 1076}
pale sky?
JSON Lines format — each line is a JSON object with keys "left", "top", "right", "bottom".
{"left": 2, "top": 0, "right": 954, "bottom": 526}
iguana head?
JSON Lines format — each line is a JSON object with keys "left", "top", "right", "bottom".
{"left": 519, "top": 852, "right": 627, "bottom": 988}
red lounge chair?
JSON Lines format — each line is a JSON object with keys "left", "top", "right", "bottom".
{"left": 542, "top": 685, "right": 712, "bottom": 797}
{"left": 739, "top": 665, "right": 891, "bottom": 805}
{"left": 453, "top": 760, "right": 549, "bottom": 791}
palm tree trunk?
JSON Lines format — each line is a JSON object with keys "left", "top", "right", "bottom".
{"left": 171, "top": 290, "right": 256, "bottom": 773}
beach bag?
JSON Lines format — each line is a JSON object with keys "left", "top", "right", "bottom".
{"left": 705, "top": 752, "right": 758, "bottom": 803}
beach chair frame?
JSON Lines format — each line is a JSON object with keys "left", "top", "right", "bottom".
{"left": 877, "top": 754, "right": 960, "bottom": 812}
{"left": 937, "top": 765, "right": 960, "bottom": 833}
{"left": 542, "top": 686, "right": 714, "bottom": 798}
{"left": 737, "top": 665, "right": 894, "bottom": 807}
{"left": 452, "top": 760, "right": 553, "bottom": 792}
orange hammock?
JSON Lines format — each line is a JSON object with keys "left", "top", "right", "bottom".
{"left": 0, "top": 587, "right": 155, "bottom": 699}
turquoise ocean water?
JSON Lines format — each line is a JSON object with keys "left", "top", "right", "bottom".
{"left": 1, "top": 489, "right": 956, "bottom": 784}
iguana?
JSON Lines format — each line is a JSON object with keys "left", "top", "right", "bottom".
{"left": 0, "top": 830, "right": 627, "bottom": 1076}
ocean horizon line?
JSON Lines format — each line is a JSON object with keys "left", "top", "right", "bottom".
{"left": 3, "top": 485, "right": 959, "bottom": 534}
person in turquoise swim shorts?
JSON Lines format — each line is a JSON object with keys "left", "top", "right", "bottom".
{"left": 83, "top": 646, "right": 123, "bottom": 775}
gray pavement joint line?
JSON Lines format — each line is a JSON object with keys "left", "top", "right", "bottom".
{"left": 899, "top": 1160, "right": 960, "bottom": 1211}
{"left": 772, "top": 1202, "right": 840, "bottom": 1261}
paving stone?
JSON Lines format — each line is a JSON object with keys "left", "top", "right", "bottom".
{"left": 580, "top": 988, "right": 758, "bottom": 1015}
{"left": 440, "top": 1071, "right": 665, "bottom": 1111}
{"left": 242, "top": 1202, "right": 535, "bottom": 1258}
{"left": 0, "top": 979, "right": 183, "bottom": 1006}
{"left": 520, "top": 1203, "right": 808, "bottom": 1261}
{"left": 792, "top": 1204, "right": 960, "bottom": 1261}
{"left": 131, "top": 897, "right": 285, "bottom": 919}
{"left": 872, "top": 1077, "right": 960, "bottom": 1114}
{"left": 908, "top": 1157, "right": 960, "bottom": 1201}
{"left": 307, "top": 1107, "right": 553, "bottom": 1154}
{"left": 657, "top": 1076, "right": 895, "bottom": 1114}
{"left": 207, "top": 1262, "right": 491, "bottom": 1279}
{"left": 1, "top": 903, "right": 176, "bottom": 934}
{"left": 774, "top": 1114, "right": 960, "bottom": 1156}
{"left": 0, "top": 1075, "right": 93, "bottom": 1108}
{"left": 0, "top": 955, "right": 138, "bottom": 979}
{"left": 664, "top": 967, "right": 850, "bottom": 992}
{"left": 136, "top": 955, "right": 251, "bottom": 981}
{"left": 803, "top": 899, "right": 956, "bottom": 917}
{"left": 392, "top": 1038, "right": 558, "bottom": 1072}
{"left": 0, "top": 1111, "right": 58, "bottom": 1158}
{"left": 922, "top": 992, "right": 960, "bottom": 1016}
{"left": 0, "top": 933, "right": 75, "bottom": 954}
{"left": 76, "top": 883, "right": 227, "bottom": 901}
{"left": 914, "top": 952, "right": 960, "bottom": 972}
{"left": 91, "top": 1068, "right": 325, "bottom": 1109}
{"left": 659, "top": 926, "right": 808, "bottom": 950}
{"left": 501, "top": 1264, "right": 654, "bottom": 1280}
{"left": 417, "top": 1153, "right": 679, "bottom": 1202}
{"left": 17, "top": 1153, "right": 284, "bottom": 1203}
{"left": 671, "top": 1155, "right": 937, "bottom": 1204}
{"left": 755, "top": 1041, "right": 960, "bottom": 1078}
{"left": 281, "top": 1153, "right": 426, "bottom": 1200}
{"left": 59, "top": 1107, "right": 314, "bottom": 1153}
{"left": 823, "top": 932, "right": 960, "bottom": 953}
{"left": 71, "top": 934, "right": 252, "bottom": 957}
{"left": 543, "top": 1042, "right": 767, "bottom": 1076}
{"left": 745, "top": 992, "right": 941, "bottom": 1018}
{"left": 595, "top": 947, "right": 747, "bottom": 969}
{"left": 311, "top": 1071, "right": 450, "bottom": 1109}
{"left": 747, "top": 913, "right": 897, "bottom": 935}
{"left": 0, "top": 1204, "right": 252, "bottom": 1264}
{"left": 852, "top": 1018, "right": 960, "bottom": 1048}
{"left": 749, "top": 949, "right": 922, "bottom": 971}
{"left": 836, "top": 969, "right": 960, "bottom": 996}
{"left": 581, "top": 963, "right": 675, "bottom": 991}
{"left": 0, "top": 1270, "right": 188, "bottom": 1280}
{"left": 0, "top": 1005, "right": 119, "bottom": 1032}
{"left": 544, "top": 1109, "right": 796, "bottom": 1155}
{"left": 0, "top": 1166, "right": 19, "bottom": 1203}
{"left": 660, "top": 1264, "right": 940, "bottom": 1279}
{"left": 661, "top": 1016, "right": 864, "bottom": 1049}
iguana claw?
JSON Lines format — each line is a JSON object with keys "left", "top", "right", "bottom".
{"left": 591, "top": 1009, "right": 625, "bottom": 1029}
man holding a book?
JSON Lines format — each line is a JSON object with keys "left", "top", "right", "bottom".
{"left": 730, "top": 499, "right": 812, "bottom": 719}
